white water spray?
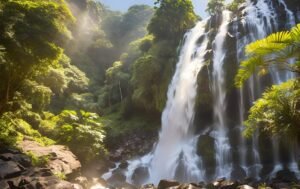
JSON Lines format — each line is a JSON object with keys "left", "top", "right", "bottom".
{"left": 211, "top": 11, "right": 233, "bottom": 179}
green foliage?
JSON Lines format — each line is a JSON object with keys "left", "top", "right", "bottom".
{"left": 149, "top": 0, "right": 197, "bottom": 41}
{"left": 0, "top": 112, "right": 54, "bottom": 147}
{"left": 235, "top": 24, "right": 300, "bottom": 87}
{"left": 54, "top": 172, "right": 66, "bottom": 180}
{"left": 244, "top": 80, "right": 300, "bottom": 138}
{"left": 206, "top": 0, "right": 225, "bottom": 15}
{"left": 39, "top": 110, "right": 107, "bottom": 162}
{"left": 103, "top": 5, "right": 154, "bottom": 48}
{"left": 226, "top": 0, "right": 246, "bottom": 13}
{"left": 21, "top": 80, "right": 53, "bottom": 112}
{"left": 26, "top": 151, "right": 50, "bottom": 167}
{"left": 0, "top": 113, "right": 21, "bottom": 146}
{"left": 0, "top": 0, "right": 74, "bottom": 109}
{"left": 131, "top": 55, "right": 161, "bottom": 111}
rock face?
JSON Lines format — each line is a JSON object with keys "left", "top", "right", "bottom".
{"left": 19, "top": 139, "right": 81, "bottom": 177}
{"left": 0, "top": 148, "right": 77, "bottom": 189}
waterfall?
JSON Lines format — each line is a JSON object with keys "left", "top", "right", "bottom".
{"left": 211, "top": 11, "right": 233, "bottom": 179}
{"left": 149, "top": 19, "right": 208, "bottom": 183}
{"left": 122, "top": 20, "right": 210, "bottom": 185}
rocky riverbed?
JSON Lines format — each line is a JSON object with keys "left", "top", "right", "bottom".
{"left": 2, "top": 138, "right": 300, "bottom": 189}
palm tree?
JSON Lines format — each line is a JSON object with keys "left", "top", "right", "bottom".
{"left": 235, "top": 24, "right": 300, "bottom": 87}
{"left": 235, "top": 24, "right": 300, "bottom": 137}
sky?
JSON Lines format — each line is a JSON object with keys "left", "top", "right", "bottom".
{"left": 99, "top": 0, "right": 210, "bottom": 18}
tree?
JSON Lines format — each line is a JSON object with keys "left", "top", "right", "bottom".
{"left": 235, "top": 24, "right": 300, "bottom": 138}
{"left": 148, "top": 0, "right": 197, "bottom": 41}
{"left": 244, "top": 79, "right": 300, "bottom": 138}
{"left": 0, "top": 0, "right": 74, "bottom": 112}
{"left": 226, "top": 0, "right": 246, "bottom": 13}
{"left": 206, "top": 0, "right": 225, "bottom": 15}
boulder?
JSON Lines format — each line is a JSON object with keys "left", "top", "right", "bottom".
{"left": 132, "top": 166, "right": 150, "bottom": 186}
{"left": 19, "top": 140, "right": 81, "bottom": 177}
{"left": 0, "top": 160, "right": 24, "bottom": 179}
{"left": 157, "top": 180, "right": 180, "bottom": 189}
{"left": 275, "top": 169, "right": 298, "bottom": 182}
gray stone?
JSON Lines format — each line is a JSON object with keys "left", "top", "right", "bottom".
{"left": 0, "top": 160, "right": 23, "bottom": 179}
{"left": 19, "top": 140, "right": 81, "bottom": 176}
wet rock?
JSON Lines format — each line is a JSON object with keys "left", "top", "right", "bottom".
{"left": 132, "top": 166, "right": 150, "bottom": 186}
{"left": 119, "top": 161, "right": 129, "bottom": 169}
{"left": 197, "top": 135, "right": 216, "bottom": 177}
{"left": 157, "top": 180, "right": 180, "bottom": 189}
{"left": 275, "top": 169, "right": 298, "bottom": 182}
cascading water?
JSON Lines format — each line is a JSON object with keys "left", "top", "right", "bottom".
{"left": 122, "top": 20, "right": 210, "bottom": 184}
{"left": 236, "top": 0, "right": 278, "bottom": 178}
{"left": 211, "top": 10, "right": 233, "bottom": 179}
{"left": 236, "top": 0, "right": 299, "bottom": 179}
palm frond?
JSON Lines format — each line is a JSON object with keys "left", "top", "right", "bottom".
{"left": 235, "top": 55, "right": 264, "bottom": 87}
{"left": 290, "top": 24, "right": 300, "bottom": 42}
{"left": 246, "top": 31, "right": 291, "bottom": 55}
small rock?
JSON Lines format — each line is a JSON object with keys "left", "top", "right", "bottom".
{"left": 220, "top": 180, "right": 238, "bottom": 189}
{"left": 238, "top": 185, "right": 255, "bottom": 189}
{"left": 157, "top": 180, "right": 180, "bottom": 189}
{"left": 141, "top": 183, "right": 156, "bottom": 189}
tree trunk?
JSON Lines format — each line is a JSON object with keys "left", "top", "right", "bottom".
{"left": 119, "top": 80, "right": 123, "bottom": 102}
